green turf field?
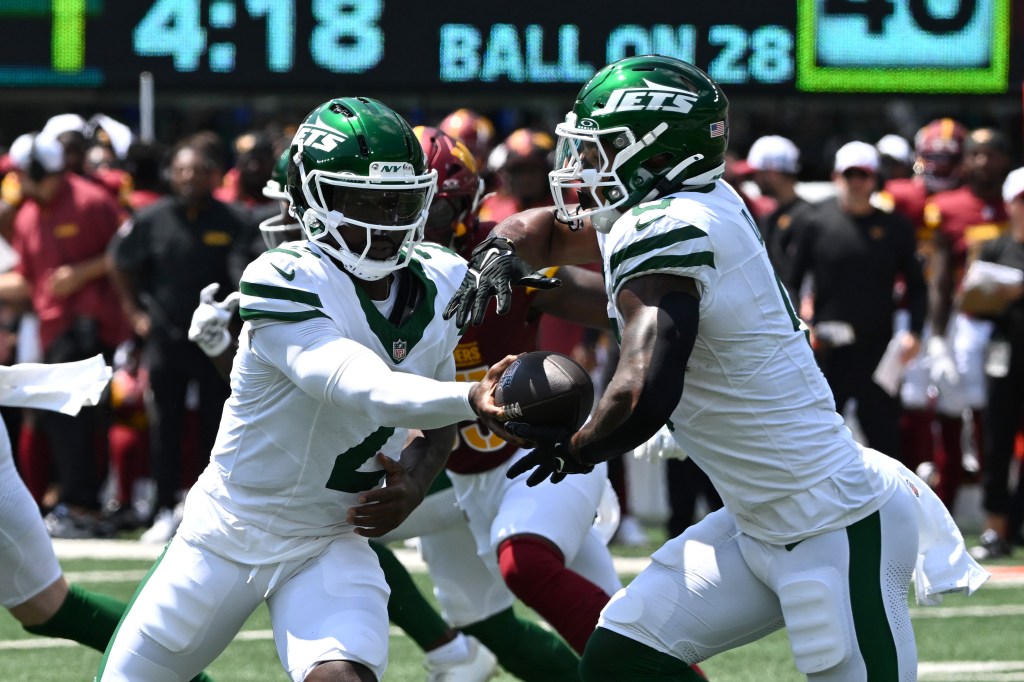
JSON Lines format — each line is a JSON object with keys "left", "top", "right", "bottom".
{"left": 2, "top": 536, "right": 1021, "bottom": 681}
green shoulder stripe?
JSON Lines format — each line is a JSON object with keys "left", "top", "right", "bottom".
{"left": 239, "top": 308, "right": 329, "bottom": 322}
{"left": 240, "top": 280, "right": 323, "bottom": 308}
{"left": 609, "top": 226, "right": 707, "bottom": 274}
{"left": 612, "top": 252, "right": 715, "bottom": 292}
{"left": 266, "top": 247, "right": 303, "bottom": 258}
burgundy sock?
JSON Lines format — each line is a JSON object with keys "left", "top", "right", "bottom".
{"left": 899, "top": 408, "right": 934, "bottom": 471}
{"left": 936, "top": 415, "right": 964, "bottom": 510}
{"left": 498, "top": 536, "right": 611, "bottom": 654}
{"left": 17, "top": 423, "right": 50, "bottom": 505}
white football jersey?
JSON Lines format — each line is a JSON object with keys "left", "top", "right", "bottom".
{"left": 599, "top": 182, "right": 895, "bottom": 543}
{"left": 179, "top": 241, "right": 467, "bottom": 564}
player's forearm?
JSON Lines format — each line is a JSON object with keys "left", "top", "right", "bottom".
{"left": 574, "top": 290, "right": 696, "bottom": 465}
{"left": 532, "top": 265, "right": 609, "bottom": 330}
{"left": 332, "top": 364, "right": 475, "bottom": 429}
{"left": 491, "top": 206, "right": 600, "bottom": 268}
{"left": 400, "top": 425, "right": 456, "bottom": 498}
{"left": 257, "top": 321, "right": 476, "bottom": 429}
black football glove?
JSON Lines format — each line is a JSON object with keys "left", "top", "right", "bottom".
{"left": 443, "top": 236, "right": 560, "bottom": 328}
{"left": 504, "top": 423, "right": 593, "bottom": 487}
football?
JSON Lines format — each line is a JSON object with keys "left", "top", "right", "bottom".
{"left": 495, "top": 351, "right": 595, "bottom": 431}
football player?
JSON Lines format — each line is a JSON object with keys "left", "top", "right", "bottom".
{"left": 98, "top": 98, "right": 511, "bottom": 682}
{"left": 444, "top": 55, "right": 986, "bottom": 681}
{"left": 0, "top": 360, "right": 213, "bottom": 681}
{"left": 921, "top": 128, "right": 1013, "bottom": 513}
{"left": 875, "top": 119, "right": 969, "bottom": 490}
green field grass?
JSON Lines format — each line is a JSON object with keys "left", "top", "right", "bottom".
{"left": 2, "top": 537, "right": 1021, "bottom": 681}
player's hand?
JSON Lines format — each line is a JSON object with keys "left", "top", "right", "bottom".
{"left": 926, "top": 336, "right": 959, "bottom": 386}
{"left": 188, "top": 283, "right": 241, "bottom": 357}
{"left": 347, "top": 453, "right": 422, "bottom": 538}
{"left": 468, "top": 354, "right": 519, "bottom": 430}
{"left": 504, "top": 423, "right": 592, "bottom": 486}
{"left": 443, "top": 236, "right": 560, "bottom": 327}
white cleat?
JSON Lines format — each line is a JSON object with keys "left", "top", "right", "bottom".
{"left": 425, "top": 636, "right": 498, "bottom": 682}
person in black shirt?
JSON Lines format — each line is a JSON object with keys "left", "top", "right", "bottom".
{"left": 108, "top": 140, "right": 251, "bottom": 544}
{"left": 789, "top": 141, "right": 926, "bottom": 459}
{"left": 746, "top": 135, "right": 810, "bottom": 299}
{"left": 960, "top": 166, "right": 1024, "bottom": 559}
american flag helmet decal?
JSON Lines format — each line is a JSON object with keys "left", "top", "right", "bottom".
{"left": 709, "top": 121, "right": 726, "bottom": 138}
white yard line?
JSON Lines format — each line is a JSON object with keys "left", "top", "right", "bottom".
{"left": 919, "top": 661, "right": 1024, "bottom": 681}
{"left": 51, "top": 540, "right": 1023, "bottom": 586}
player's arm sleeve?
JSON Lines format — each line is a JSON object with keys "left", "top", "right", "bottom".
{"left": 605, "top": 217, "right": 715, "bottom": 305}
{"left": 252, "top": 318, "right": 475, "bottom": 429}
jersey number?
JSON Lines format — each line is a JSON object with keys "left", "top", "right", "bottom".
{"left": 326, "top": 426, "right": 393, "bottom": 493}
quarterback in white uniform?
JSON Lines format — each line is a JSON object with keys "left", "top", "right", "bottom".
{"left": 98, "top": 98, "right": 510, "bottom": 682}
{"left": 447, "top": 56, "right": 985, "bottom": 681}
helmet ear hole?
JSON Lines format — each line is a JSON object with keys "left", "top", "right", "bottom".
{"left": 645, "top": 152, "right": 675, "bottom": 171}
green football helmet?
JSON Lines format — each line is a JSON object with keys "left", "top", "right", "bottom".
{"left": 549, "top": 55, "right": 729, "bottom": 233}
{"left": 263, "top": 147, "right": 290, "bottom": 202}
{"left": 259, "top": 149, "right": 302, "bottom": 250}
{"left": 287, "top": 97, "right": 437, "bottom": 280}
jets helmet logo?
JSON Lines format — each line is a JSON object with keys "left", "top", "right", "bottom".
{"left": 591, "top": 80, "right": 698, "bottom": 116}
{"left": 293, "top": 119, "right": 348, "bottom": 152}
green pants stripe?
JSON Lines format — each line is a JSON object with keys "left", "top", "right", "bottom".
{"left": 847, "top": 510, "right": 899, "bottom": 680}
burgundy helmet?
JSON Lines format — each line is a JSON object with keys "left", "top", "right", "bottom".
{"left": 438, "top": 108, "right": 495, "bottom": 169}
{"left": 914, "top": 118, "right": 967, "bottom": 193}
{"left": 415, "top": 125, "right": 484, "bottom": 246}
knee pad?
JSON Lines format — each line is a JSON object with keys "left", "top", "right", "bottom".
{"left": 777, "top": 570, "right": 851, "bottom": 675}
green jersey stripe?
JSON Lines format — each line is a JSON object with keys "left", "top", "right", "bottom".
{"left": 239, "top": 308, "right": 329, "bottom": 322}
{"left": 266, "top": 247, "right": 304, "bottom": 258}
{"left": 612, "top": 252, "right": 715, "bottom": 292}
{"left": 241, "top": 281, "right": 323, "bottom": 308}
{"left": 608, "top": 225, "right": 707, "bottom": 274}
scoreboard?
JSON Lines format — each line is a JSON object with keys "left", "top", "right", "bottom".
{"left": 0, "top": 0, "right": 1018, "bottom": 94}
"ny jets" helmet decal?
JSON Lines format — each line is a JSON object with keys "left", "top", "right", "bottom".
{"left": 590, "top": 80, "right": 698, "bottom": 116}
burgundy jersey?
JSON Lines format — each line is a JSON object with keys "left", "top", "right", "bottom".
{"left": 879, "top": 177, "right": 930, "bottom": 237}
{"left": 447, "top": 220, "right": 548, "bottom": 474}
{"left": 924, "top": 186, "right": 1008, "bottom": 286}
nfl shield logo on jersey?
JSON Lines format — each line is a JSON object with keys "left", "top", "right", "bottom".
{"left": 392, "top": 340, "right": 407, "bottom": 361}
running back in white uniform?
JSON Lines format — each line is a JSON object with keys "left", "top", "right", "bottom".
{"left": 599, "top": 182, "right": 893, "bottom": 544}
{"left": 593, "top": 182, "right": 974, "bottom": 680}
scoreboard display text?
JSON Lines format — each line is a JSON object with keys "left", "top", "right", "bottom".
{"left": 0, "top": 0, "right": 1016, "bottom": 93}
